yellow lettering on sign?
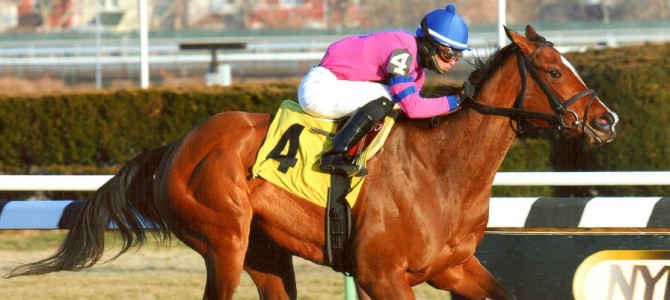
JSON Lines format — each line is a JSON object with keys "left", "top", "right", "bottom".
{"left": 574, "top": 250, "right": 670, "bottom": 300}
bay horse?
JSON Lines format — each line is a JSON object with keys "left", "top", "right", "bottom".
{"left": 7, "top": 25, "right": 617, "bottom": 299}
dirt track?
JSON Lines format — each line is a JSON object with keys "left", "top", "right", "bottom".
{"left": 0, "top": 244, "right": 447, "bottom": 299}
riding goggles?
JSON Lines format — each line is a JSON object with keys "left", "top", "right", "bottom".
{"left": 438, "top": 46, "right": 462, "bottom": 62}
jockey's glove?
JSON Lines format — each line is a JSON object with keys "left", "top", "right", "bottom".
{"left": 458, "top": 80, "right": 475, "bottom": 106}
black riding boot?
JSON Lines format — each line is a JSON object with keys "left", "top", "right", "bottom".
{"left": 321, "top": 97, "right": 393, "bottom": 177}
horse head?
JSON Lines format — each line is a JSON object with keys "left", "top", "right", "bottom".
{"left": 469, "top": 25, "right": 618, "bottom": 146}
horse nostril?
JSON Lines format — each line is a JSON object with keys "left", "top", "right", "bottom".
{"left": 591, "top": 113, "right": 614, "bottom": 131}
{"left": 599, "top": 116, "right": 611, "bottom": 126}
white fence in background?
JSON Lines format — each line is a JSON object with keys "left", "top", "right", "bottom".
{"left": 0, "top": 172, "right": 669, "bottom": 191}
{"left": 1, "top": 28, "right": 669, "bottom": 67}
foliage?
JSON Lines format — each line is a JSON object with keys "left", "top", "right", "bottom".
{"left": 494, "top": 138, "right": 554, "bottom": 197}
{"left": 561, "top": 43, "right": 670, "bottom": 196}
{"left": 0, "top": 83, "right": 295, "bottom": 173}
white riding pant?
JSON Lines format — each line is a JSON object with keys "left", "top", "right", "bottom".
{"left": 298, "top": 66, "right": 392, "bottom": 119}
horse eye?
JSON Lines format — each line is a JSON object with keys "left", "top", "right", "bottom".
{"left": 549, "top": 69, "right": 562, "bottom": 79}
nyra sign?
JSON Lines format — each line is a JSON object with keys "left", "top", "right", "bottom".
{"left": 573, "top": 250, "right": 670, "bottom": 300}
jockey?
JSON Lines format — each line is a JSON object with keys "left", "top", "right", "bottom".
{"left": 298, "top": 3, "right": 473, "bottom": 177}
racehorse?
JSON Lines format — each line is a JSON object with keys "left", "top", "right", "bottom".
{"left": 7, "top": 25, "right": 617, "bottom": 299}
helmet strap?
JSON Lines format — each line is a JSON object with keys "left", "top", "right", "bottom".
{"left": 418, "top": 17, "right": 446, "bottom": 74}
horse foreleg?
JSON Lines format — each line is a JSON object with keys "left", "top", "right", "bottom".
{"left": 355, "top": 282, "right": 373, "bottom": 300}
{"left": 356, "top": 268, "right": 415, "bottom": 299}
{"left": 427, "top": 256, "right": 515, "bottom": 300}
{"left": 244, "top": 227, "right": 297, "bottom": 300}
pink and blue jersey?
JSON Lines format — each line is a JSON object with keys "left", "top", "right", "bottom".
{"left": 319, "top": 30, "right": 459, "bottom": 118}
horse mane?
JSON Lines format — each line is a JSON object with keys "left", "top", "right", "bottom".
{"left": 467, "top": 44, "right": 517, "bottom": 93}
{"left": 397, "top": 44, "right": 518, "bottom": 124}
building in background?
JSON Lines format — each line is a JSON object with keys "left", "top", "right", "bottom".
{"left": 0, "top": 1, "right": 19, "bottom": 32}
{"left": 0, "top": 0, "right": 668, "bottom": 92}
{"left": 3, "top": 0, "right": 366, "bottom": 32}
{"left": 2, "top": 0, "right": 669, "bottom": 33}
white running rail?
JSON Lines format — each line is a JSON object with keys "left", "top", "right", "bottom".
{"left": 0, "top": 172, "right": 668, "bottom": 191}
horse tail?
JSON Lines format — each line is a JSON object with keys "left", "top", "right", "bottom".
{"left": 6, "top": 145, "right": 171, "bottom": 278}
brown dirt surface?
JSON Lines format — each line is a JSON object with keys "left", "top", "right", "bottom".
{"left": 0, "top": 232, "right": 448, "bottom": 299}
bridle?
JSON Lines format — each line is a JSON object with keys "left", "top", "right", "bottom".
{"left": 466, "top": 39, "right": 597, "bottom": 133}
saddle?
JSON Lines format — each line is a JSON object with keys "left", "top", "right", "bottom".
{"left": 251, "top": 100, "right": 398, "bottom": 273}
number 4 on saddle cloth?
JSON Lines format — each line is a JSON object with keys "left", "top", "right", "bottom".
{"left": 252, "top": 99, "right": 398, "bottom": 208}
{"left": 251, "top": 100, "right": 398, "bottom": 273}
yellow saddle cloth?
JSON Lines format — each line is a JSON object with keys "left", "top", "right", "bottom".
{"left": 251, "top": 100, "right": 397, "bottom": 208}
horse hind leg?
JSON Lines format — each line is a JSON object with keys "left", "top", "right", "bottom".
{"left": 190, "top": 210, "right": 255, "bottom": 300}
{"left": 165, "top": 179, "right": 254, "bottom": 299}
{"left": 171, "top": 208, "right": 252, "bottom": 300}
{"left": 427, "top": 257, "right": 516, "bottom": 300}
{"left": 243, "top": 227, "right": 297, "bottom": 300}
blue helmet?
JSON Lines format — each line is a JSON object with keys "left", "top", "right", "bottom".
{"left": 416, "top": 4, "right": 470, "bottom": 51}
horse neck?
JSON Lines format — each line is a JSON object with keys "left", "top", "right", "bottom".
{"left": 395, "top": 58, "right": 521, "bottom": 193}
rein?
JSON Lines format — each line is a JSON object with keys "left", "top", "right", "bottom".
{"left": 466, "top": 42, "right": 597, "bottom": 133}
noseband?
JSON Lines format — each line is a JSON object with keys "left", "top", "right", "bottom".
{"left": 467, "top": 41, "right": 597, "bottom": 133}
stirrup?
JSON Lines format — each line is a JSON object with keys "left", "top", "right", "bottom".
{"left": 327, "top": 165, "right": 368, "bottom": 177}
{"left": 321, "top": 154, "right": 368, "bottom": 177}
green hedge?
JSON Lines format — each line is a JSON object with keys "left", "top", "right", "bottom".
{"left": 1, "top": 43, "right": 668, "bottom": 198}
{"left": 557, "top": 43, "right": 670, "bottom": 196}
{"left": 0, "top": 83, "right": 295, "bottom": 173}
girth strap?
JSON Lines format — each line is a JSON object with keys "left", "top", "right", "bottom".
{"left": 326, "top": 173, "right": 353, "bottom": 274}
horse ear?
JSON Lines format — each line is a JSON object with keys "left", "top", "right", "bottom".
{"left": 525, "top": 25, "right": 540, "bottom": 39}
{"left": 503, "top": 25, "right": 515, "bottom": 41}
{"left": 504, "top": 25, "right": 534, "bottom": 55}
{"left": 525, "top": 24, "right": 549, "bottom": 44}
